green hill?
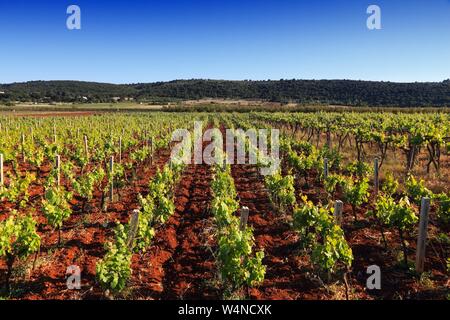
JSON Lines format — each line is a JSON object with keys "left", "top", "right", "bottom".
{"left": 1, "top": 79, "right": 449, "bottom": 107}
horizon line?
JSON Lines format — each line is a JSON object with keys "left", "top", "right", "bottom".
{"left": 1, "top": 78, "right": 449, "bottom": 86}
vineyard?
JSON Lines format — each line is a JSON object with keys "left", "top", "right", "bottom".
{"left": 0, "top": 111, "right": 449, "bottom": 300}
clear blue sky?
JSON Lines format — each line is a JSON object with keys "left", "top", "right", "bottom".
{"left": 0, "top": 0, "right": 449, "bottom": 84}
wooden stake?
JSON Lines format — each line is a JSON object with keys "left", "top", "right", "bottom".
{"left": 149, "top": 137, "right": 153, "bottom": 154}
{"left": 21, "top": 133, "right": 25, "bottom": 162}
{"left": 127, "top": 210, "right": 140, "bottom": 249}
{"left": 239, "top": 206, "right": 249, "bottom": 231}
{"left": 324, "top": 158, "right": 329, "bottom": 179}
{"left": 326, "top": 130, "right": 331, "bottom": 149}
{"left": 83, "top": 135, "right": 89, "bottom": 159}
{"left": 374, "top": 158, "right": 379, "bottom": 195}
{"left": 0, "top": 153, "right": 4, "bottom": 186}
{"left": 415, "top": 197, "right": 430, "bottom": 273}
{"left": 334, "top": 200, "right": 343, "bottom": 226}
{"left": 109, "top": 156, "right": 114, "bottom": 202}
{"left": 55, "top": 155, "right": 61, "bottom": 187}
{"left": 149, "top": 137, "right": 153, "bottom": 165}
{"left": 119, "top": 136, "right": 122, "bottom": 163}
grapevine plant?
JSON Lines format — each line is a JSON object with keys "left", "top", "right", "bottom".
{"left": 42, "top": 175, "right": 73, "bottom": 245}
{"left": 370, "top": 195, "right": 418, "bottom": 265}
{"left": 405, "top": 175, "right": 433, "bottom": 205}
{"left": 0, "top": 211, "right": 41, "bottom": 293}
{"left": 0, "top": 173, "right": 35, "bottom": 209}
{"left": 293, "top": 197, "right": 353, "bottom": 275}
{"left": 211, "top": 166, "right": 239, "bottom": 228}
{"left": 381, "top": 172, "right": 399, "bottom": 196}
{"left": 264, "top": 170, "right": 296, "bottom": 213}
{"left": 96, "top": 223, "right": 132, "bottom": 295}
{"left": 343, "top": 177, "right": 370, "bottom": 222}
{"left": 217, "top": 224, "right": 266, "bottom": 291}
{"left": 211, "top": 159, "right": 266, "bottom": 298}
{"left": 435, "top": 193, "right": 450, "bottom": 225}
{"left": 96, "top": 159, "right": 185, "bottom": 296}
{"left": 72, "top": 168, "right": 105, "bottom": 212}
{"left": 324, "top": 173, "right": 346, "bottom": 199}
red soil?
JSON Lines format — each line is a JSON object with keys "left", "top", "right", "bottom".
{"left": 0, "top": 147, "right": 171, "bottom": 300}
{"left": 229, "top": 163, "right": 448, "bottom": 300}
{"left": 0, "top": 135, "right": 448, "bottom": 300}
{"left": 129, "top": 161, "right": 218, "bottom": 300}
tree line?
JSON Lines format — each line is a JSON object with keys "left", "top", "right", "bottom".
{"left": 1, "top": 79, "right": 449, "bottom": 107}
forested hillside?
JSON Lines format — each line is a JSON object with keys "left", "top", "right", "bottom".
{"left": 1, "top": 79, "right": 449, "bottom": 107}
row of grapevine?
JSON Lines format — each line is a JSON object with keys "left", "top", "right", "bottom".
{"left": 0, "top": 113, "right": 189, "bottom": 295}
{"left": 232, "top": 113, "right": 448, "bottom": 291}
{"left": 94, "top": 119, "right": 195, "bottom": 297}
{"left": 252, "top": 112, "right": 450, "bottom": 174}
{"left": 210, "top": 144, "right": 266, "bottom": 298}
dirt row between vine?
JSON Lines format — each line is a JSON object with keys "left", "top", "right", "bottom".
{"left": 230, "top": 164, "right": 329, "bottom": 299}
{"left": 129, "top": 140, "right": 218, "bottom": 300}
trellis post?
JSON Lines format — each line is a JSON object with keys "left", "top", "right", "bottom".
{"left": 55, "top": 155, "right": 61, "bottom": 187}
{"left": 127, "top": 210, "right": 140, "bottom": 249}
{"left": 239, "top": 207, "right": 249, "bottom": 231}
{"left": 21, "top": 133, "right": 25, "bottom": 162}
{"left": 334, "top": 200, "right": 343, "bottom": 226}
{"left": 222, "top": 157, "right": 227, "bottom": 171}
{"left": 109, "top": 156, "right": 114, "bottom": 202}
{"left": 415, "top": 197, "right": 431, "bottom": 273}
{"left": 374, "top": 158, "right": 379, "bottom": 195}
{"left": 83, "top": 135, "right": 89, "bottom": 160}
{"left": 149, "top": 137, "right": 153, "bottom": 165}
{"left": 119, "top": 136, "right": 122, "bottom": 163}
{"left": 0, "top": 153, "right": 4, "bottom": 186}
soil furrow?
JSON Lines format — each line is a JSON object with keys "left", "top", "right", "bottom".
{"left": 131, "top": 159, "right": 217, "bottom": 300}
{"left": 160, "top": 161, "right": 216, "bottom": 299}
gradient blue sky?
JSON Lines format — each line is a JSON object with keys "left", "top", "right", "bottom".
{"left": 0, "top": 0, "right": 449, "bottom": 84}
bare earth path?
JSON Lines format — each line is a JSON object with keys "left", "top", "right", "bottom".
{"left": 131, "top": 143, "right": 218, "bottom": 300}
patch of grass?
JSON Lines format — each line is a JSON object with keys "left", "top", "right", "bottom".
{"left": 325, "top": 281, "right": 350, "bottom": 300}
{"left": 418, "top": 272, "right": 435, "bottom": 290}
{"left": 223, "top": 289, "right": 246, "bottom": 300}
